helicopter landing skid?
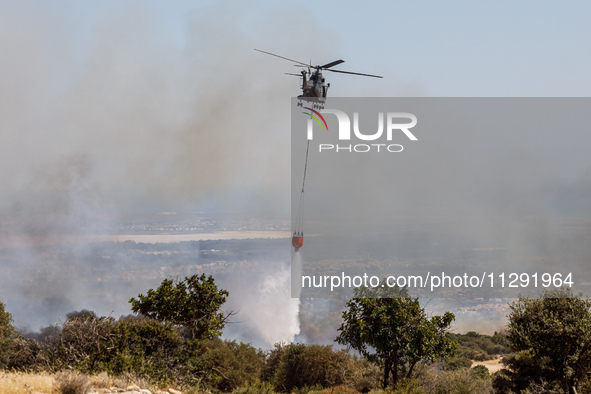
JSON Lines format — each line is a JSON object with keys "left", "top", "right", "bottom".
{"left": 297, "top": 100, "right": 324, "bottom": 110}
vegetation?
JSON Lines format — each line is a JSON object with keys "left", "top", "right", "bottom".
{"left": 418, "top": 368, "right": 493, "bottom": 394}
{"left": 336, "top": 282, "right": 456, "bottom": 389}
{"left": 0, "top": 301, "right": 13, "bottom": 339}
{"left": 0, "top": 371, "right": 56, "bottom": 394}
{"left": 197, "top": 338, "right": 266, "bottom": 392}
{"left": 265, "top": 343, "right": 356, "bottom": 392}
{"left": 444, "top": 331, "right": 509, "bottom": 370}
{"left": 129, "top": 273, "right": 230, "bottom": 340}
{"left": 0, "top": 301, "right": 15, "bottom": 369}
{"left": 450, "top": 331, "right": 509, "bottom": 361}
{"left": 494, "top": 288, "right": 591, "bottom": 394}
{"left": 10, "top": 276, "right": 591, "bottom": 393}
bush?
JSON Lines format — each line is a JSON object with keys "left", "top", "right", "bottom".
{"left": 490, "top": 369, "right": 513, "bottom": 394}
{"left": 50, "top": 314, "right": 116, "bottom": 372}
{"left": 443, "top": 357, "right": 472, "bottom": 370}
{"left": 1, "top": 310, "right": 264, "bottom": 389}
{"left": 266, "top": 343, "right": 355, "bottom": 392}
{"left": 319, "top": 384, "right": 360, "bottom": 394}
{"left": 505, "top": 289, "right": 591, "bottom": 393}
{"left": 224, "top": 380, "right": 277, "bottom": 394}
{"left": 491, "top": 331, "right": 508, "bottom": 348}
{"left": 104, "top": 316, "right": 189, "bottom": 384}
{"left": 471, "top": 353, "right": 489, "bottom": 362}
{"left": 54, "top": 371, "right": 92, "bottom": 394}
{"left": 346, "top": 357, "right": 382, "bottom": 393}
{"left": 0, "top": 300, "right": 15, "bottom": 368}
{"left": 197, "top": 338, "right": 266, "bottom": 392}
{"left": 492, "top": 350, "right": 558, "bottom": 394}
{"left": 390, "top": 378, "right": 425, "bottom": 394}
{"left": 420, "top": 368, "right": 493, "bottom": 394}
{"left": 37, "top": 314, "right": 201, "bottom": 387}
{"left": 0, "top": 301, "right": 13, "bottom": 339}
{"left": 449, "top": 332, "right": 509, "bottom": 363}
{"left": 470, "top": 365, "right": 490, "bottom": 379}
{"left": 6, "top": 337, "right": 46, "bottom": 370}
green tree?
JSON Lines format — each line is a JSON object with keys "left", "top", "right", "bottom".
{"left": 336, "top": 283, "right": 456, "bottom": 389}
{"left": 0, "top": 300, "right": 15, "bottom": 367}
{"left": 0, "top": 301, "right": 13, "bottom": 338}
{"left": 504, "top": 287, "right": 591, "bottom": 394}
{"left": 129, "top": 274, "right": 229, "bottom": 340}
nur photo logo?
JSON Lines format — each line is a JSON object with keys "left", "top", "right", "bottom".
{"left": 302, "top": 107, "right": 418, "bottom": 153}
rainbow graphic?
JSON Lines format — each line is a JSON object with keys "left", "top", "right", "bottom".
{"left": 302, "top": 107, "right": 329, "bottom": 131}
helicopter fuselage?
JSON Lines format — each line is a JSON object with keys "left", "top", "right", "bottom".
{"left": 297, "top": 69, "right": 329, "bottom": 108}
{"left": 254, "top": 49, "right": 381, "bottom": 110}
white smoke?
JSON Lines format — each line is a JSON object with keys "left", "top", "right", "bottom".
{"left": 291, "top": 250, "right": 303, "bottom": 298}
{"left": 222, "top": 261, "right": 300, "bottom": 347}
{"left": 0, "top": 1, "right": 337, "bottom": 344}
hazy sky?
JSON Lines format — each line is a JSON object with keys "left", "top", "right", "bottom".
{"left": 1, "top": 0, "right": 590, "bottom": 219}
{"left": 1, "top": 0, "right": 591, "bottom": 342}
{"left": 49, "top": 0, "right": 591, "bottom": 96}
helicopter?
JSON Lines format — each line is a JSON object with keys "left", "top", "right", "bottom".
{"left": 255, "top": 49, "right": 382, "bottom": 109}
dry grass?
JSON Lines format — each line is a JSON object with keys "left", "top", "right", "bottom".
{"left": 88, "top": 371, "right": 127, "bottom": 390}
{"left": 320, "top": 384, "right": 361, "bottom": 394}
{"left": 54, "top": 371, "right": 92, "bottom": 394}
{"left": 0, "top": 370, "right": 57, "bottom": 394}
{"left": 89, "top": 371, "right": 150, "bottom": 390}
{"left": 0, "top": 370, "right": 166, "bottom": 394}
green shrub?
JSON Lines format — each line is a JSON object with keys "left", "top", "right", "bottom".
{"left": 6, "top": 337, "right": 46, "bottom": 370}
{"left": 346, "top": 357, "right": 382, "bottom": 393}
{"left": 470, "top": 365, "right": 489, "bottom": 379}
{"left": 40, "top": 314, "right": 200, "bottom": 387}
{"left": 443, "top": 357, "right": 472, "bottom": 370}
{"left": 267, "top": 343, "right": 354, "bottom": 392}
{"left": 104, "top": 316, "right": 195, "bottom": 386}
{"left": 224, "top": 380, "right": 277, "bottom": 394}
{"left": 471, "top": 353, "right": 489, "bottom": 362}
{"left": 51, "top": 314, "right": 116, "bottom": 372}
{"left": 197, "top": 338, "right": 266, "bottom": 392}
{"left": 420, "top": 368, "right": 493, "bottom": 394}
{"left": 492, "top": 350, "right": 557, "bottom": 394}
{"left": 448, "top": 332, "right": 509, "bottom": 363}
{"left": 391, "top": 378, "right": 425, "bottom": 394}
{"left": 505, "top": 289, "right": 591, "bottom": 393}
{"left": 0, "top": 301, "right": 13, "bottom": 338}
{"left": 0, "top": 300, "right": 14, "bottom": 368}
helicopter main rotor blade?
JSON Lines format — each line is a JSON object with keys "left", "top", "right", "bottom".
{"left": 320, "top": 59, "right": 345, "bottom": 69}
{"left": 254, "top": 49, "right": 309, "bottom": 67}
{"left": 285, "top": 73, "right": 302, "bottom": 77}
{"left": 325, "top": 69, "right": 383, "bottom": 78}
